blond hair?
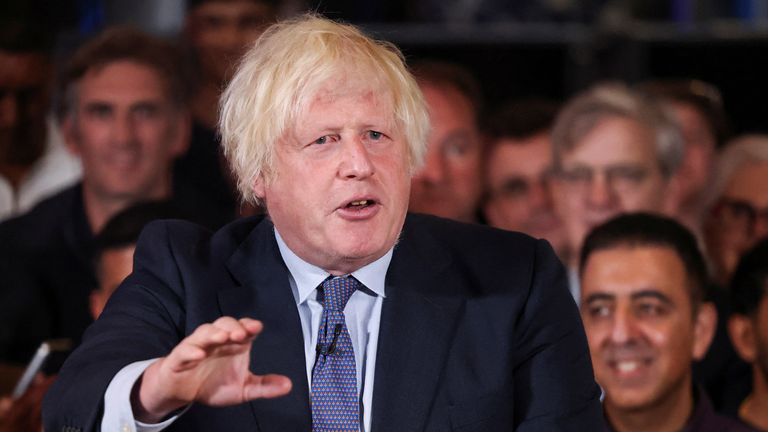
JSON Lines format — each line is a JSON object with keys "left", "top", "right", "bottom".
{"left": 219, "top": 14, "right": 429, "bottom": 205}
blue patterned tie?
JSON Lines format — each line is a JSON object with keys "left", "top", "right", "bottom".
{"left": 311, "top": 276, "right": 360, "bottom": 432}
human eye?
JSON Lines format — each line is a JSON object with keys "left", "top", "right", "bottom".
{"left": 311, "top": 134, "right": 339, "bottom": 146}
{"left": 367, "top": 130, "right": 384, "bottom": 140}
{"left": 84, "top": 103, "right": 112, "bottom": 120}
{"left": 498, "top": 178, "right": 529, "bottom": 199}
{"left": 634, "top": 301, "right": 667, "bottom": 318}
{"left": 133, "top": 104, "right": 160, "bottom": 119}
{"left": 558, "top": 166, "right": 591, "bottom": 184}
{"left": 585, "top": 301, "right": 612, "bottom": 319}
{"left": 202, "top": 15, "right": 226, "bottom": 30}
{"left": 610, "top": 166, "right": 648, "bottom": 184}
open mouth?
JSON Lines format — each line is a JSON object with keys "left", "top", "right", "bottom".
{"left": 344, "top": 199, "right": 377, "bottom": 210}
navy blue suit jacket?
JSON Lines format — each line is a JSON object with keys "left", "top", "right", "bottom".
{"left": 43, "top": 213, "right": 603, "bottom": 431}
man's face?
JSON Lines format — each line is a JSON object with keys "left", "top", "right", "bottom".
{"left": 552, "top": 116, "right": 668, "bottom": 260}
{"left": 255, "top": 74, "right": 411, "bottom": 275}
{"left": 409, "top": 83, "right": 482, "bottom": 223}
{"left": 65, "top": 61, "right": 188, "bottom": 203}
{"left": 187, "top": 0, "right": 273, "bottom": 84}
{"left": 669, "top": 102, "right": 716, "bottom": 210}
{"left": 91, "top": 245, "right": 135, "bottom": 319}
{"left": 0, "top": 51, "right": 50, "bottom": 166}
{"left": 581, "top": 246, "right": 711, "bottom": 412}
{"left": 483, "top": 133, "right": 564, "bottom": 253}
{"left": 730, "top": 294, "right": 768, "bottom": 385}
{"left": 705, "top": 161, "right": 768, "bottom": 282}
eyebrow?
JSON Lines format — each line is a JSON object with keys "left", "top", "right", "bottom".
{"left": 630, "top": 290, "right": 673, "bottom": 305}
{"left": 583, "top": 293, "right": 614, "bottom": 304}
{"left": 583, "top": 290, "right": 673, "bottom": 305}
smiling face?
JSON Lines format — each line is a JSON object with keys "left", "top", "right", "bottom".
{"left": 254, "top": 73, "right": 411, "bottom": 274}
{"left": 580, "top": 245, "right": 712, "bottom": 413}
{"left": 64, "top": 60, "right": 188, "bottom": 205}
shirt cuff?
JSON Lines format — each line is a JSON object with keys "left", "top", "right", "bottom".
{"left": 101, "top": 358, "right": 187, "bottom": 432}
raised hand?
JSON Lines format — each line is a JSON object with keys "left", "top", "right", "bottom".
{"left": 132, "top": 317, "right": 292, "bottom": 423}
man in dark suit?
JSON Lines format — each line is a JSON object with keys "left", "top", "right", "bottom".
{"left": 43, "top": 15, "right": 603, "bottom": 431}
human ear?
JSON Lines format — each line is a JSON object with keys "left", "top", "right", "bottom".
{"left": 728, "top": 314, "right": 757, "bottom": 363}
{"left": 692, "top": 302, "right": 717, "bottom": 361}
{"left": 252, "top": 174, "right": 266, "bottom": 201}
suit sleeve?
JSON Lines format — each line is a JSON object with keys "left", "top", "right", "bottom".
{"left": 512, "top": 239, "right": 605, "bottom": 430}
{"left": 42, "top": 221, "right": 191, "bottom": 432}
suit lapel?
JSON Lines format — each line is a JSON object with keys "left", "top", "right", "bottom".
{"left": 371, "top": 219, "right": 464, "bottom": 432}
{"left": 221, "top": 220, "right": 312, "bottom": 431}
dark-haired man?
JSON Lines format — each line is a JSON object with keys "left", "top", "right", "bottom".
{"left": 0, "top": 27, "right": 197, "bottom": 365}
{"left": 408, "top": 61, "right": 484, "bottom": 223}
{"left": 728, "top": 239, "right": 768, "bottom": 430}
{"left": 579, "top": 213, "right": 752, "bottom": 431}
{"left": 174, "top": 0, "right": 278, "bottom": 220}
{"left": 482, "top": 99, "right": 565, "bottom": 257}
{"left": 0, "top": 22, "right": 80, "bottom": 222}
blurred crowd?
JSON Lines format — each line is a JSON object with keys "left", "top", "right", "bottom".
{"left": 1, "top": 0, "right": 768, "bottom": 431}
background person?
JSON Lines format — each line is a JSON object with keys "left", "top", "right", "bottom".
{"left": 482, "top": 98, "right": 566, "bottom": 257}
{"left": 728, "top": 239, "right": 768, "bottom": 431}
{"left": 703, "top": 135, "right": 768, "bottom": 287}
{"left": 408, "top": 60, "right": 485, "bottom": 223}
{"left": 579, "top": 213, "right": 751, "bottom": 431}
{"left": 0, "top": 27, "right": 201, "bottom": 366}
{"left": 551, "top": 82, "right": 684, "bottom": 300}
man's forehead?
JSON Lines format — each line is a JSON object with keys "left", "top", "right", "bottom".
{"left": 581, "top": 246, "right": 689, "bottom": 303}
{"left": 0, "top": 51, "right": 49, "bottom": 85}
{"left": 78, "top": 61, "right": 170, "bottom": 102}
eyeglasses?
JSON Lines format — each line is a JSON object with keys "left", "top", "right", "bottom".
{"left": 711, "top": 199, "right": 768, "bottom": 236}
{"left": 487, "top": 172, "right": 553, "bottom": 202}
{"left": 553, "top": 164, "right": 653, "bottom": 195}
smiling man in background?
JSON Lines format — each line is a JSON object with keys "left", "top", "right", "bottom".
{"left": 0, "top": 27, "right": 195, "bottom": 366}
{"left": 579, "top": 213, "right": 752, "bottom": 431}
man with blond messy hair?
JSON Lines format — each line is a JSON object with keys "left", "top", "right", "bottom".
{"left": 44, "top": 15, "right": 602, "bottom": 431}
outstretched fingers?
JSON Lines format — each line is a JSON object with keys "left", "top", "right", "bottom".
{"left": 167, "top": 318, "right": 264, "bottom": 372}
{"left": 243, "top": 374, "right": 292, "bottom": 400}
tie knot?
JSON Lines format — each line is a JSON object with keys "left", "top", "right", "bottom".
{"left": 321, "top": 276, "right": 359, "bottom": 311}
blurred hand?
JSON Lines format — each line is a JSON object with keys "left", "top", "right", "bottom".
{"left": 0, "top": 373, "right": 55, "bottom": 432}
{"left": 133, "top": 317, "right": 291, "bottom": 423}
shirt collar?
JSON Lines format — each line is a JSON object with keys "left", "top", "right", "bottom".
{"left": 274, "top": 228, "right": 390, "bottom": 305}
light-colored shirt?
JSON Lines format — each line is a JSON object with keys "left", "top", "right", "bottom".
{"left": 0, "top": 117, "right": 81, "bottom": 222}
{"left": 101, "top": 227, "right": 390, "bottom": 432}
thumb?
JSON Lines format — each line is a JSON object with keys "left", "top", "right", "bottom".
{"left": 243, "top": 374, "right": 292, "bottom": 400}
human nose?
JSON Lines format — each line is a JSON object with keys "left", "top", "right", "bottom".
{"left": 530, "top": 178, "right": 554, "bottom": 210}
{"left": 754, "top": 213, "right": 768, "bottom": 238}
{"left": 587, "top": 171, "right": 613, "bottom": 207}
{"left": 0, "top": 92, "right": 19, "bottom": 128}
{"left": 113, "top": 114, "right": 136, "bottom": 147}
{"left": 609, "top": 307, "right": 638, "bottom": 344}
{"left": 414, "top": 146, "right": 445, "bottom": 184}
{"left": 339, "top": 137, "right": 374, "bottom": 179}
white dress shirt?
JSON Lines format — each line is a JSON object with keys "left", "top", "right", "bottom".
{"left": 101, "top": 227, "right": 390, "bottom": 432}
{"left": 0, "top": 117, "right": 81, "bottom": 222}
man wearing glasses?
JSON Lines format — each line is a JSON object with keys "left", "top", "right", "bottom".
{"left": 549, "top": 83, "right": 684, "bottom": 301}
{"left": 481, "top": 99, "right": 566, "bottom": 259}
{"left": 704, "top": 135, "right": 768, "bottom": 286}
